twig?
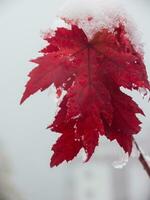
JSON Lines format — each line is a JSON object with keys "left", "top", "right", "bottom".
{"left": 133, "top": 138, "right": 150, "bottom": 178}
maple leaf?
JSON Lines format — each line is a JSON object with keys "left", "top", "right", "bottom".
{"left": 21, "top": 22, "right": 149, "bottom": 167}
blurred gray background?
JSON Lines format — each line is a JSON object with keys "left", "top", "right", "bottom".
{"left": 0, "top": 0, "right": 150, "bottom": 200}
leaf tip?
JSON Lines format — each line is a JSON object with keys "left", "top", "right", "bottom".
{"left": 20, "top": 93, "right": 28, "bottom": 105}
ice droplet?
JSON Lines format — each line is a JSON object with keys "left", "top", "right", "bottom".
{"left": 112, "top": 153, "right": 129, "bottom": 169}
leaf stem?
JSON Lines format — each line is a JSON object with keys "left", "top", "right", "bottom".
{"left": 133, "top": 138, "right": 150, "bottom": 178}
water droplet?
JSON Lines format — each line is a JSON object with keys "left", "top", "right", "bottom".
{"left": 112, "top": 153, "right": 129, "bottom": 169}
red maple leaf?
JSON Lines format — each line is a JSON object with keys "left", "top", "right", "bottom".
{"left": 21, "top": 23, "right": 149, "bottom": 167}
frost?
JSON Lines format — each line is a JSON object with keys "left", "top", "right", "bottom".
{"left": 55, "top": 0, "right": 143, "bottom": 54}
{"left": 72, "top": 114, "right": 81, "bottom": 120}
{"left": 112, "top": 153, "right": 129, "bottom": 169}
